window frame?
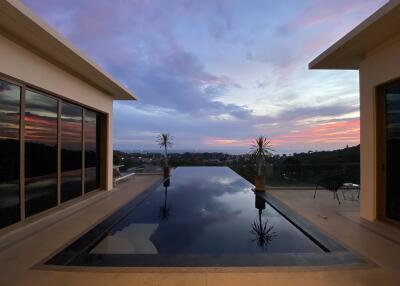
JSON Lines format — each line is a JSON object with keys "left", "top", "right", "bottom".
{"left": 0, "top": 73, "right": 106, "bottom": 230}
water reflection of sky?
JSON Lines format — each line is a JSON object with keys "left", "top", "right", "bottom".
{"left": 387, "top": 92, "right": 400, "bottom": 140}
{"left": 25, "top": 90, "right": 58, "bottom": 146}
{"left": 85, "top": 111, "right": 97, "bottom": 151}
{"left": 93, "top": 167, "right": 323, "bottom": 255}
{"left": 62, "top": 102, "right": 82, "bottom": 150}
{"left": 0, "top": 80, "right": 20, "bottom": 140}
{"left": 1, "top": 81, "right": 99, "bottom": 148}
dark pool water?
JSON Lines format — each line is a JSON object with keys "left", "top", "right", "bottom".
{"left": 91, "top": 167, "right": 322, "bottom": 255}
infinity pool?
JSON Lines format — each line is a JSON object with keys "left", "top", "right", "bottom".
{"left": 47, "top": 167, "right": 362, "bottom": 267}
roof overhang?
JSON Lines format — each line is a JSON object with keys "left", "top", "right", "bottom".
{"left": 309, "top": 0, "right": 400, "bottom": 70}
{"left": 0, "top": 0, "right": 137, "bottom": 100}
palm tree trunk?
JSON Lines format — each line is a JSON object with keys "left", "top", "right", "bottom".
{"left": 164, "top": 145, "right": 168, "bottom": 167}
{"left": 257, "top": 158, "right": 262, "bottom": 176}
{"left": 164, "top": 186, "right": 167, "bottom": 210}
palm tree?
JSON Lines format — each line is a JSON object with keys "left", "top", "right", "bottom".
{"left": 157, "top": 133, "right": 173, "bottom": 176}
{"left": 249, "top": 136, "right": 273, "bottom": 191}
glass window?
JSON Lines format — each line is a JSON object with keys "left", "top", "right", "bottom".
{"left": 61, "top": 102, "right": 82, "bottom": 202}
{"left": 0, "top": 79, "right": 21, "bottom": 228}
{"left": 385, "top": 82, "right": 400, "bottom": 221}
{"left": 85, "top": 110, "right": 100, "bottom": 192}
{"left": 25, "top": 90, "right": 58, "bottom": 217}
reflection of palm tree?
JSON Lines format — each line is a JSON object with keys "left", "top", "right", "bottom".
{"left": 250, "top": 196, "right": 276, "bottom": 250}
{"left": 159, "top": 178, "right": 171, "bottom": 219}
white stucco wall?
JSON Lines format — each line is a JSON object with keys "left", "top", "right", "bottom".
{"left": 359, "top": 34, "right": 400, "bottom": 221}
{"left": 0, "top": 33, "right": 114, "bottom": 191}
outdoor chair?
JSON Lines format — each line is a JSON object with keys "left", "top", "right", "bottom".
{"left": 112, "top": 167, "right": 122, "bottom": 187}
{"left": 314, "top": 172, "right": 348, "bottom": 205}
{"left": 340, "top": 183, "right": 360, "bottom": 201}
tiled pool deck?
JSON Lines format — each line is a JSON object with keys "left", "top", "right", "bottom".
{"left": 0, "top": 174, "right": 399, "bottom": 285}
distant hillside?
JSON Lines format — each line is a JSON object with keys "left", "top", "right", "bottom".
{"left": 231, "top": 145, "right": 360, "bottom": 186}
{"left": 113, "top": 145, "right": 361, "bottom": 186}
{"left": 281, "top": 145, "right": 360, "bottom": 165}
{"left": 265, "top": 145, "right": 360, "bottom": 186}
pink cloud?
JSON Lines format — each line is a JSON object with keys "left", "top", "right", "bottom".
{"left": 204, "top": 118, "right": 360, "bottom": 152}
{"left": 271, "top": 119, "right": 360, "bottom": 146}
{"left": 203, "top": 138, "right": 249, "bottom": 147}
{"left": 289, "top": 1, "right": 386, "bottom": 29}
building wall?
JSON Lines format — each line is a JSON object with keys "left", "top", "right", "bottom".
{"left": 359, "top": 34, "right": 400, "bottom": 221}
{"left": 0, "top": 33, "right": 114, "bottom": 191}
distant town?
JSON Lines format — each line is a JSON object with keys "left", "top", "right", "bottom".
{"left": 114, "top": 145, "right": 360, "bottom": 187}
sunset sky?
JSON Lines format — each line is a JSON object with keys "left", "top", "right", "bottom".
{"left": 22, "top": 0, "right": 388, "bottom": 154}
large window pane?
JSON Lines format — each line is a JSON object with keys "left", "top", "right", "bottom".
{"left": 61, "top": 102, "right": 82, "bottom": 202}
{"left": 25, "top": 90, "right": 58, "bottom": 217}
{"left": 0, "top": 80, "right": 20, "bottom": 228}
{"left": 85, "top": 110, "right": 100, "bottom": 192}
{"left": 385, "top": 83, "right": 400, "bottom": 221}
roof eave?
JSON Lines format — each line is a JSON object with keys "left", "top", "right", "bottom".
{"left": 309, "top": 0, "right": 400, "bottom": 70}
{"left": 1, "top": 0, "right": 138, "bottom": 101}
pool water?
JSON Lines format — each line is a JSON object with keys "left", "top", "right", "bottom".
{"left": 91, "top": 167, "right": 323, "bottom": 255}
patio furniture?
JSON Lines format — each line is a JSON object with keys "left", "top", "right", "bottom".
{"left": 113, "top": 165, "right": 123, "bottom": 186}
{"left": 314, "top": 172, "right": 348, "bottom": 205}
{"left": 113, "top": 165, "right": 137, "bottom": 186}
{"left": 340, "top": 183, "right": 360, "bottom": 201}
{"left": 115, "top": 172, "right": 136, "bottom": 185}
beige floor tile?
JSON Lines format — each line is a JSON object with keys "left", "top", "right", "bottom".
{"left": 0, "top": 178, "right": 399, "bottom": 285}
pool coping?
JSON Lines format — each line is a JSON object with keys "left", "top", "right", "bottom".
{"left": 256, "top": 192, "right": 346, "bottom": 252}
{"left": 43, "top": 167, "right": 365, "bottom": 268}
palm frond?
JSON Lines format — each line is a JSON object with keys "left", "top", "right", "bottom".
{"left": 250, "top": 219, "right": 276, "bottom": 249}
{"left": 249, "top": 136, "right": 274, "bottom": 175}
{"left": 156, "top": 133, "right": 173, "bottom": 148}
{"left": 249, "top": 136, "right": 274, "bottom": 158}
